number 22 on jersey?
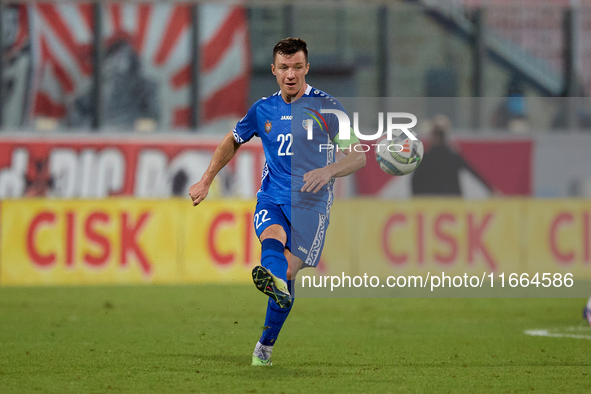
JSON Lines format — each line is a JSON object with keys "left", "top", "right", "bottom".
{"left": 277, "top": 133, "right": 293, "bottom": 156}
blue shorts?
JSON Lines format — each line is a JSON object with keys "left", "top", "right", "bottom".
{"left": 254, "top": 199, "right": 328, "bottom": 268}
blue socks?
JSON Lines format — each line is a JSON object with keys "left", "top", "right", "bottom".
{"left": 260, "top": 279, "right": 295, "bottom": 346}
{"left": 259, "top": 238, "right": 292, "bottom": 346}
{"left": 260, "top": 239, "right": 288, "bottom": 283}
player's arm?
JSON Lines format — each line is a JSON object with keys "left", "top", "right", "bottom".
{"left": 301, "top": 143, "right": 366, "bottom": 193}
{"left": 189, "top": 131, "right": 241, "bottom": 206}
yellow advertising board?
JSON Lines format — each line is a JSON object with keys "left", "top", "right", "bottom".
{"left": 325, "top": 199, "right": 525, "bottom": 278}
{"left": 180, "top": 200, "right": 260, "bottom": 284}
{"left": 525, "top": 199, "right": 591, "bottom": 279}
{"left": 1, "top": 198, "right": 590, "bottom": 286}
{"left": 0, "top": 199, "right": 181, "bottom": 286}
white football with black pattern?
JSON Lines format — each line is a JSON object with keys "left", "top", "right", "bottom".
{"left": 375, "top": 130, "right": 423, "bottom": 176}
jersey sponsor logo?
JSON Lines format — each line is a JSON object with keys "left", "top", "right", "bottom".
{"left": 280, "top": 115, "right": 292, "bottom": 120}
{"left": 264, "top": 120, "right": 272, "bottom": 133}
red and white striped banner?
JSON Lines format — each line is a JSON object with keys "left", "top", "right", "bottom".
{"left": 5, "top": 3, "right": 250, "bottom": 128}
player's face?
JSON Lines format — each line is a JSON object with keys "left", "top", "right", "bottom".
{"left": 272, "top": 51, "right": 309, "bottom": 102}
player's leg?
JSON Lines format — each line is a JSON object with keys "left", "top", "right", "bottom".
{"left": 251, "top": 201, "right": 293, "bottom": 310}
{"left": 252, "top": 205, "right": 326, "bottom": 366}
{"left": 289, "top": 206, "right": 329, "bottom": 271}
{"left": 253, "top": 251, "right": 303, "bottom": 366}
{"left": 286, "top": 248, "right": 304, "bottom": 280}
{"left": 251, "top": 206, "right": 292, "bottom": 367}
{"left": 264, "top": 250, "right": 304, "bottom": 344}
{"left": 252, "top": 224, "right": 292, "bottom": 309}
{"left": 259, "top": 224, "right": 289, "bottom": 284}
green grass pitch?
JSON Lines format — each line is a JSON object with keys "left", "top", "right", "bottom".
{"left": 0, "top": 285, "right": 590, "bottom": 393}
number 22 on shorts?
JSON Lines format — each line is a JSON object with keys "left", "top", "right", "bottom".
{"left": 254, "top": 209, "right": 270, "bottom": 229}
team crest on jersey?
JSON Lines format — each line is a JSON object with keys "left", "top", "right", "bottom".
{"left": 264, "top": 120, "right": 272, "bottom": 133}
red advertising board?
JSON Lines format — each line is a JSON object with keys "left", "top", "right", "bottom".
{"left": 0, "top": 136, "right": 264, "bottom": 199}
{"left": 356, "top": 138, "right": 533, "bottom": 197}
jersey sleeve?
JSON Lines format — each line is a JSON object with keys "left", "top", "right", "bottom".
{"left": 232, "top": 102, "right": 259, "bottom": 144}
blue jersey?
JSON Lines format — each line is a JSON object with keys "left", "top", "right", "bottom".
{"left": 232, "top": 85, "right": 346, "bottom": 216}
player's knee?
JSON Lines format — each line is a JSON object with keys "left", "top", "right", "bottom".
{"left": 286, "top": 256, "right": 303, "bottom": 281}
{"left": 260, "top": 224, "right": 287, "bottom": 245}
{"left": 286, "top": 264, "right": 301, "bottom": 280}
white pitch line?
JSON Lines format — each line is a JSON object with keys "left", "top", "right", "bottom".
{"left": 524, "top": 329, "right": 591, "bottom": 340}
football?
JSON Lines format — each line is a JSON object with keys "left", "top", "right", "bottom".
{"left": 375, "top": 130, "right": 424, "bottom": 176}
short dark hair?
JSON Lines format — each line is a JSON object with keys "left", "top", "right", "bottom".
{"left": 273, "top": 37, "right": 308, "bottom": 63}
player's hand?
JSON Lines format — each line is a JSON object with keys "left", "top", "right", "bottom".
{"left": 189, "top": 180, "right": 210, "bottom": 206}
{"left": 302, "top": 167, "right": 334, "bottom": 193}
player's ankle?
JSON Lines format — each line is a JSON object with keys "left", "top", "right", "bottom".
{"left": 253, "top": 341, "right": 273, "bottom": 360}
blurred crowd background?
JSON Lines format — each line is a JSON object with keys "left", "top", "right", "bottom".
{"left": 2, "top": 0, "right": 591, "bottom": 133}
{"left": 1, "top": 0, "right": 591, "bottom": 200}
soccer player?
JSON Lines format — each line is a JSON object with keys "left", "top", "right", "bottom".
{"left": 188, "top": 38, "right": 366, "bottom": 366}
{"left": 585, "top": 298, "right": 591, "bottom": 326}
